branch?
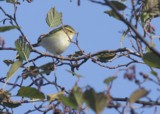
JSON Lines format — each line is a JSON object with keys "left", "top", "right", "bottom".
{"left": 0, "top": 47, "right": 16, "bottom": 51}
{"left": 112, "top": 97, "right": 160, "bottom": 106}
{"left": 0, "top": 6, "right": 33, "bottom": 48}
{"left": 32, "top": 47, "right": 140, "bottom": 61}
{"left": 21, "top": 99, "right": 47, "bottom": 103}
{"left": 0, "top": 46, "right": 141, "bottom": 69}
{"left": 90, "top": 0, "right": 160, "bottom": 57}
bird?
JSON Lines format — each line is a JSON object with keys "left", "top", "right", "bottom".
{"left": 36, "top": 25, "right": 76, "bottom": 55}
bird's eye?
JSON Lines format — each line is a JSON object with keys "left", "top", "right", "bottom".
{"left": 64, "top": 26, "right": 75, "bottom": 34}
{"left": 68, "top": 30, "right": 73, "bottom": 33}
{"left": 65, "top": 29, "right": 73, "bottom": 33}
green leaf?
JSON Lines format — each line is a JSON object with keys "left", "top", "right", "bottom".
{"left": 3, "top": 101, "right": 21, "bottom": 108}
{"left": 0, "top": 90, "right": 20, "bottom": 108}
{"left": 109, "top": 1, "right": 127, "bottom": 10}
{"left": 0, "top": 111, "right": 10, "bottom": 114}
{"left": 104, "top": 10, "right": 121, "bottom": 20}
{"left": 83, "top": 88, "right": 108, "bottom": 114}
{"left": 3, "top": 60, "right": 14, "bottom": 66}
{"left": 71, "top": 86, "right": 83, "bottom": 106}
{"left": 22, "top": 63, "right": 55, "bottom": 79}
{"left": 39, "top": 62, "right": 54, "bottom": 75}
{"left": 145, "top": 42, "right": 155, "bottom": 52}
{"left": 15, "top": 37, "right": 31, "bottom": 61}
{"left": 0, "top": 26, "right": 19, "bottom": 32}
{"left": 0, "top": 89, "right": 11, "bottom": 102}
{"left": 97, "top": 52, "right": 116, "bottom": 63}
{"left": 104, "top": 76, "right": 117, "bottom": 85}
{"left": 140, "top": 13, "right": 150, "bottom": 25}
{"left": 59, "top": 95, "right": 77, "bottom": 109}
{"left": 17, "top": 86, "right": 45, "bottom": 99}
{"left": 6, "top": 0, "right": 16, "bottom": 3}
{"left": 143, "top": 52, "right": 160, "bottom": 68}
{"left": 47, "top": 91, "right": 64, "bottom": 101}
{"left": 66, "top": 69, "right": 83, "bottom": 78}
{"left": 120, "top": 29, "right": 129, "bottom": 47}
{"left": 22, "top": 66, "right": 39, "bottom": 79}
{"left": 6, "top": 0, "right": 20, "bottom": 4}
{"left": 129, "top": 88, "right": 148, "bottom": 104}
{"left": 59, "top": 86, "right": 83, "bottom": 109}
{"left": 46, "top": 7, "right": 62, "bottom": 27}
{"left": 5, "top": 60, "right": 22, "bottom": 86}
{"left": 68, "top": 51, "right": 84, "bottom": 58}
{"left": 150, "top": 69, "right": 160, "bottom": 81}
{"left": 142, "top": 0, "right": 160, "bottom": 17}
{"left": 150, "top": 70, "right": 158, "bottom": 77}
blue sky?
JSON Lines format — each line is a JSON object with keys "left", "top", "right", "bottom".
{"left": 0, "top": 0, "right": 160, "bottom": 114}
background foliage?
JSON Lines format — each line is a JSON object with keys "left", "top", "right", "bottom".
{"left": 0, "top": 0, "right": 160, "bottom": 114}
